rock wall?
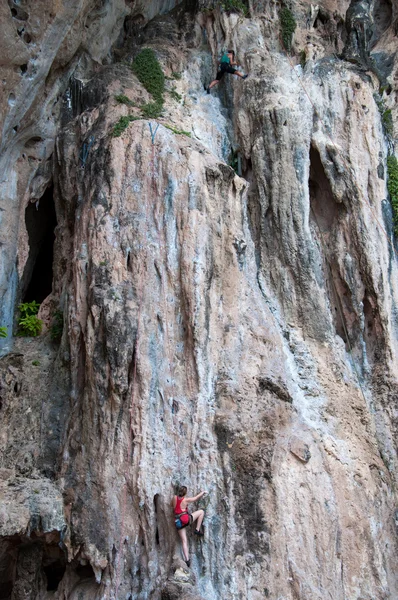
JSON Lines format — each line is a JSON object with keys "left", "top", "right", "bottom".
{"left": 1, "top": 1, "right": 398, "bottom": 599}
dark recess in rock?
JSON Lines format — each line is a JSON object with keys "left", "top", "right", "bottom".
{"left": 22, "top": 185, "right": 57, "bottom": 304}
{"left": 258, "top": 376, "right": 293, "bottom": 403}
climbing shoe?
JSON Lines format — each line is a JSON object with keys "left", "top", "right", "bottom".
{"left": 206, "top": 86, "right": 210, "bottom": 94}
{"left": 194, "top": 529, "right": 204, "bottom": 537}
{"left": 242, "top": 74, "right": 248, "bottom": 80}
{"left": 185, "top": 559, "right": 191, "bottom": 568}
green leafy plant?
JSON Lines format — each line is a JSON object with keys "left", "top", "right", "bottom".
{"left": 18, "top": 301, "right": 42, "bottom": 337}
{"left": 387, "top": 155, "right": 398, "bottom": 236}
{"left": 171, "top": 72, "right": 182, "bottom": 80}
{"left": 32, "top": 360, "right": 40, "bottom": 366}
{"left": 115, "top": 94, "right": 136, "bottom": 107}
{"left": 299, "top": 49, "right": 306, "bottom": 68}
{"left": 19, "top": 300, "right": 40, "bottom": 316}
{"left": 141, "top": 101, "right": 163, "bottom": 119}
{"left": 18, "top": 315, "right": 42, "bottom": 337}
{"left": 132, "top": 48, "right": 165, "bottom": 105}
{"left": 112, "top": 115, "right": 141, "bottom": 137}
{"left": 0, "top": 326, "right": 7, "bottom": 338}
{"left": 164, "top": 124, "right": 191, "bottom": 137}
{"left": 280, "top": 7, "right": 296, "bottom": 52}
{"left": 221, "top": 0, "right": 248, "bottom": 16}
{"left": 50, "top": 310, "right": 64, "bottom": 342}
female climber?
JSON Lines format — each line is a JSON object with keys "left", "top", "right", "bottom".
{"left": 173, "top": 485, "right": 207, "bottom": 567}
{"left": 206, "top": 49, "right": 248, "bottom": 93}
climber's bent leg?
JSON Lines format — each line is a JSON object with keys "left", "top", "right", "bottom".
{"left": 191, "top": 509, "right": 204, "bottom": 531}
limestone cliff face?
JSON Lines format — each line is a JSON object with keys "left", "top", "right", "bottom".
{"left": 1, "top": 1, "right": 398, "bottom": 599}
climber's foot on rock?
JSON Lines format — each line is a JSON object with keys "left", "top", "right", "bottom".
{"left": 194, "top": 529, "right": 204, "bottom": 537}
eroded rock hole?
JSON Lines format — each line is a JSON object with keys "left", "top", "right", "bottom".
{"left": 154, "top": 494, "right": 160, "bottom": 545}
{"left": 0, "top": 537, "right": 66, "bottom": 599}
{"left": 76, "top": 562, "right": 95, "bottom": 579}
{"left": 371, "top": 0, "right": 392, "bottom": 45}
{"left": 22, "top": 185, "right": 57, "bottom": 304}
{"left": 8, "top": 2, "right": 29, "bottom": 21}
{"left": 309, "top": 146, "right": 352, "bottom": 344}
{"left": 309, "top": 146, "right": 340, "bottom": 232}
{"left": 362, "top": 293, "right": 381, "bottom": 362}
{"left": 42, "top": 546, "right": 67, "bottom": 591}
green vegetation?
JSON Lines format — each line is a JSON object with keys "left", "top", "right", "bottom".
{"left": 169, "top": 88, "right": 182, "bottom": 102}
{"left": 18, "top": 301, "right": 42, "bottom": 337}
{"left": 382, "top": 108, "right": 393, "bottom": 135}
{"left": 132, "top": 48, "right": 165, "bottom": 105}
{"left": 130, "top": 49, "right": 167, "bottom": 121}
{"left": 280, "top": 7, "right": 296, "bottom": 52}
{"left": 374, "top": 94, "right": 394, "bottom": 136}
{"left": 112, "top": 115, "right": 141, "bottom": 137}
{"left": 141, "top": 102, "right": 163, "bottom": 119}
{"left": 50, "top": 310, "right": 64, "bottom": 342}
{"left": 221, "top": 0, "right": 248, "bottom": 16}
{"left": 115, "top": 94, "right": 136, "bottom": 107}
{"left": 0, "top": 326, "right": 7, "bottom": 338}
{"left": 387, "top": 155, "right": 398, "bottom": 236}
{"left": 172, "top": 72, "right": 182, "bottom": 80}
{"left": 32, "top": 360, "right": 40, "bottom": 366}
{"left": 299, "top": 49, "right": 306, "bottom": 68}
{"left": 164, "top": 124, "right": 191, "bottom": 137}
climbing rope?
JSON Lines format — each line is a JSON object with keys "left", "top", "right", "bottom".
{"left": 149, "top": 122, "right": 183, "bottom": 475}
{"left": 114, "top": 121, "right": 187, "bottom": 597}
{"left": 113, "top": 124, "right": 157, "bottom": 599}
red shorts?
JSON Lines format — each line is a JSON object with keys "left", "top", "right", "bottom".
{"left": 175, "top": 513, "right": 192, "bottom": 529}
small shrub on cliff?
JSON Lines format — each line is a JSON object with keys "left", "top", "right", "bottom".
{"left": 115, "top": 94, "right": 136, "bottom": 107}
{"left": 164, "top": 124, "right": 191, "bottom": 137}
{"left": 132, "top": 49, "right": 165, "bottom": 105}
{"left": 221, "top": 0, "right": 248, "bottom": 16}
{"left": 280, "top": 7, "right": 296, "bottom": 52}
{"left": 18, "top": 301, "right": 42, "bottom": 337}
{"left": 141, "top": 101, "right": 163, "bottom": 119}
{"left": 0, "top": 326, "right": 7, "bottom": 338}
{"left": 387, "top": 155, "right": 398, "bottom": 235}
{"left": 169, "top": 87, "right": 182, "bottom": 102}
{"left": 112, "top": 115, "right": 141, "bottom": 137}
{"left": 374, "top": 94, "right": 394, "bottom": 136}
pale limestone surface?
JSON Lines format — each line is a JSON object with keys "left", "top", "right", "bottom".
{"left": 0, "top": 2, "right": 398, "bottom": 600}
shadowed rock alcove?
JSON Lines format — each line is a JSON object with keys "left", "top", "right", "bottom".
{"left": 22, "top": 185, "right": 57, "bottom": 304}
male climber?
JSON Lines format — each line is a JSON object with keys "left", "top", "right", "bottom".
{"left": 206, "top": 49, "right": 248, "bottom": 93}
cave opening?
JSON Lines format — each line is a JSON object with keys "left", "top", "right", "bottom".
{"left": 42, "top": 545, "right": 67, "bottom": 591}
{"left": 76, "top": 562, "right": 96, "bottom": 579}
{"left": 22, "top": 184, "right": 57, "bottom": 304}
